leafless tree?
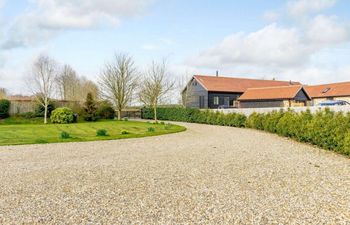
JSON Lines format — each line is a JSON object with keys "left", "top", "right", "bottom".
{"left": 56, "top": 64, "right": 79, "bottom": 100}
{"left": 139, "top": 60, "right": 175, "bottom": 122}
{"left": 99, "top": 54, "right": 138, "bottom": 120}
{"left": 0, "top": 88, "right": 7, "bottom": 99}
{"left": 80, "top": 77, "right": 99, "bottom": 101}
{"left": 56, "top": 65, "right": 99, "bottom": 102}
{"left": 27, "top": 55, "right": 58, "bottom": 124}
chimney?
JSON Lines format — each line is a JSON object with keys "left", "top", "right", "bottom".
{"left": 216, "top": 70, "right": 219, "bottom": 77}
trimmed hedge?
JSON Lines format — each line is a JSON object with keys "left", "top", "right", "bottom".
{"left": 142, "top": 107, "right": 350, "bottom": 156}
{"left": 0, "top": 99, "right": 10, "bottom": 119}
{"left": 246, "top": 109, "right": 350, "bottom": 156}
{"left": 142, "top": 107, "right": 246, "bottom": 127}
{"left": 50, "top": 107, "right": 75, "bottom": 124}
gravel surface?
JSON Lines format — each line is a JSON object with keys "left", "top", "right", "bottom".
{"left": 0, "top": 122, "right": 349, "bottom": 224}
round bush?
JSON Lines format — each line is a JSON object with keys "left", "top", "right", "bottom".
{"left": 96, "top": 129, "right": 108, "bottom": 136}
{"left": 50, "top": 107, "right": 74, "bottom": 124}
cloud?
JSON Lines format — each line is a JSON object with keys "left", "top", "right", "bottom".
{"left": 306, "top": 15, "right": 349, "bottom": 46}
{"left": 188, "top": 24, "right": 310, "bottom": 68}
{"left": 263, "top": 11, "right": 280, "bottom": 22}
{"left": 287, "top": 0, "right": 336, "bottom": 16}
{"left": 0, "top": 54, "right": 5, "bottom": 68}
{"left": 1, "top": 0, "right": 155, "bottom": 49}
{"left": 186, "top": 0, "right": 350, "bottom": 84}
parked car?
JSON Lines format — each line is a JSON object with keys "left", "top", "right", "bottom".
{"left": 318, "top": 100, "right": 350, "bottom": 106}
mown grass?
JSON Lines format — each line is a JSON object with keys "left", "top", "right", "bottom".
{"left": 0, "top": 116, "right": 45, "bottom": 125}
{"left": 0, "top": 120, "right": 186, "bottom": 146}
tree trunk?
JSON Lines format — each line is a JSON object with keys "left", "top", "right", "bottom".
{"left": 154, "top": 105, "right": 157, "bottom": 123}
{"left": 44, "top": 103, "right": 48, "bottom": 124}
{"left": 117, "top": 110, "right": 121, "bottom": 120}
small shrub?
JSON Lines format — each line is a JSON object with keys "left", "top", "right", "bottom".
{"left": 160, "top": 121, "right": 165, "bottom": 125}
{"left": 246, "top": 112, "right": 264, "bottom": 130}
{"left": 21, "top": 112, "right": 36, "bottom": 119}
{"left": 50, "top": 107, "right": 74, "bottom": 124}
{"left": 0, "top": 99, "right": 11, "bottom": 119}
{"left": 148, "top": 127, "right": 155, "bottom": 132}
{"left": 83, "top": 93, "right": 98, "bottom": 121}
{"left": 124, "top": 118, "right": 129, "bottom": 121}
{"left": 97, "top": 101, "right": 115, "bottom": 119}
{"left": 96, "top": 129, "right": 108, "bottom": 136}
{"left": 35, "top": 101, "right": 55, "bottom": 117}
{"left": 72, "top": 113, "right": 78, "bottom": 123}
{"left": 60, "top": 131, "right": 70, "bottom": 139}
{"left": 121, "top": 130, "right": 130, "bottom": 135}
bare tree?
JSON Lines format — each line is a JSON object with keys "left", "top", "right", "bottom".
{"left": 139, "top": 60, "right": 175, "bottom": 122}
{"left": 0, "top": 88, "right": 7, "bottom": 99}
{"left": 99, "top": 54, "right": 138, "bottom": 120}
{"left": 56, "top": 64, "right": 79, "bottom": 100}
{"left": 56, "top": 65, "right": 99, "bottom": 102}
{"left": 80, "top": 77, "right": 99, "bottom": 101}
{"left": 27, "top": 55, "right": 58, "bottom": 124}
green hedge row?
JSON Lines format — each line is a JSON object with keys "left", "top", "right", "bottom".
{"left": 141, "top": 107, "right": 246, "bottom": 127}
{"left": 246, "top": 109, "right": 350, "bottom": 155}
{"left": 141, "top": 107, "right": 350, "bottom": 156}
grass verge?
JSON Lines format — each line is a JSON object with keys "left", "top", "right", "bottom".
{"left": 0, "top": 120, "right": 186, "bottom": 146}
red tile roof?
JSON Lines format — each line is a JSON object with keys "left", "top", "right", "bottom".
{"left": 305, "top": 82, "right": 350, "bottom": 98}
{"left": 238, "top": 85, "right": 309, "bottom": 101}
{"left": 194, "top": 75, "right": 300, "bottom": 93}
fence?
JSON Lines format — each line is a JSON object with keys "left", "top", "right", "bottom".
{"left": 121, "top": 109, "right": 141, "bottom": 118}
{"left": 9, "top": 100, "right": 81, "bottom": 115}
{"left": 212, "top": 106, "right": 350, "bottom": 116}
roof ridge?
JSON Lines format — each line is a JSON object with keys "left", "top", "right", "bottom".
{"left": 245, "top": 85, "right": 302, "bottom": 90}
{"left": 194, "top": 74, "right": 298, "bottom": 83}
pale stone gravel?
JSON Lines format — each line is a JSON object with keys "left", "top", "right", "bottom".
{"left": 0, "top": 122, "right": 349, "bottom": 224}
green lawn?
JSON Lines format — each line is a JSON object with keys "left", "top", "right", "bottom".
{"left": 0, "top": 116, "right": 45, "bottom": 125}
{"left": 0, "top": 120, "right": 186, "bottom": 146}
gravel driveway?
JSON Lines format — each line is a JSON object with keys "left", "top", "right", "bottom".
{"left": 0, "top": 122, "right": 349, "bottom": 224}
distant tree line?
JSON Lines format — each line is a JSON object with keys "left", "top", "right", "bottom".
{"left": 22, "top": 53, "right": 175, "bottom": 123}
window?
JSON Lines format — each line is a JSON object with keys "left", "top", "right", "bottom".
{"left": 224, "top": 97, "right": 230, "bottom": 106}
{"left": 192, "top": 80, "right": 197, "bottom": 86}
{"left": 322, "top": 87, "right": 331, "bottom": 94}
{"left": 213, "top": 96, "right": 219, "bottom": 105}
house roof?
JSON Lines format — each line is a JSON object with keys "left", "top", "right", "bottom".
{"left": 193, "top": 75, "right": 301, "bottom": 93}
{"left": 305, "top": 82, "right": 350, "bottom": 98}
{"left": 238, "top": 85, "right": 310, "bottom": 101}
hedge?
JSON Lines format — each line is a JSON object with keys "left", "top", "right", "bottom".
{"left": 142, "top": 107, "right": 246, "bottom": 127}
{"left": 141, "top": 107, "right": 350, "bottom": 156}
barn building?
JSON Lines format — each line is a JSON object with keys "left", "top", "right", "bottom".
{"left": 182, "top": 75, "right": 301, "bottom": 109}
{"left": 238, "top": 86, "right": 311, "bottom": 108}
